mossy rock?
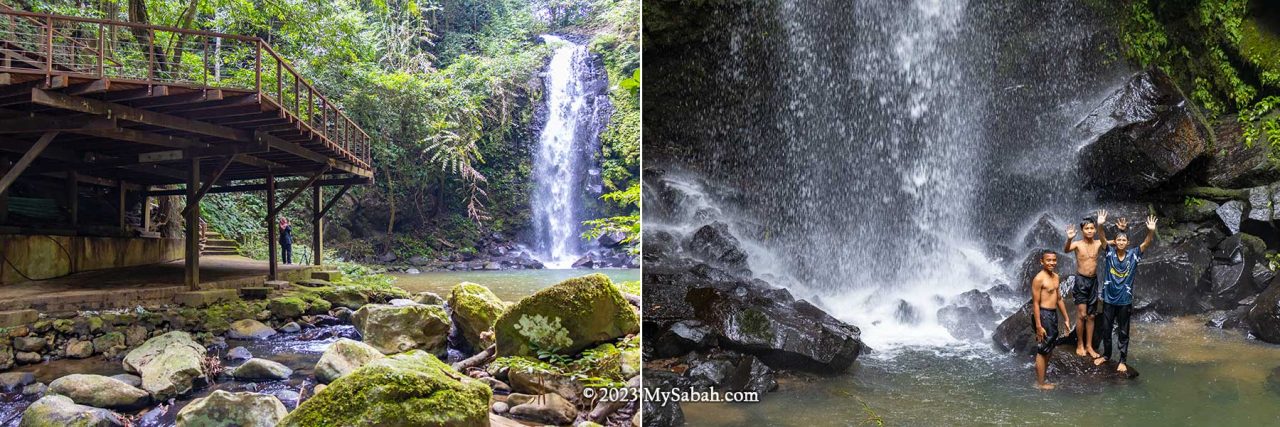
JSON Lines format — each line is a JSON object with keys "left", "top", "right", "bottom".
{"left": 18, "top": 395, "right": 126, "bottom": 427}
{"left": 279, "top": 350, "right": 490, "bottom": 427}
{"left": 176, "top": 390, "right": 287, "bottom": 427}
{"left": 494, "top": 273, "right": 640, "bottom": 357}
{"left": 51, "top": 319, "right": 74, "bottom": 334}
{"left": 306, "top": 287, "right": 370, "bottom": 309}
{"left": 1239, "top": 16, "right": 1280, "bottom": 89}
{"left": 351, "top": 304, "right": 450, "bottom": 355}
{"left": 448, "top": 282, "right": 505, "bottom": 349}
{"left": 268, "top": 297, "right": 307, "bottom": 319}
{"left": 315, "top": 338, "right": 385, "bottom": 384}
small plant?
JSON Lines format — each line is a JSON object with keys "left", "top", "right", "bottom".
{"left": 202, "top": 356, "right": 224, "bottom": 383}
{"left": 1184, "top": 196, "right": 1206, "bottom": 208}
{"left": 514, "top": 314, "right": 573, "bottom": 355}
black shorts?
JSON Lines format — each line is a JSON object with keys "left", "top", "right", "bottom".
{"left": 1071, "top": 274, "right": 1099, "bottom": 312}
{"left": 1036, "top": 309, "right": 1058, "bottom": 355}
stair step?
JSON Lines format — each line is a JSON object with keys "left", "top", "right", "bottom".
{"left": 202, "top": 250, "right": 240, "bottom": 256}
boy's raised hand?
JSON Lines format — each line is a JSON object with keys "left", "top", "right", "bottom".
{"left": 1096, "top": 209, "right": 1108, "bottom": 225}
{"left": 1146, "top": 215, "right": 1158, "bottom": 231}
{"left": 1066, "top": 224, "right": 1076, "bottom": 240}
{"left": 1117, "top": 217, "right": 1128, "bottom": 231}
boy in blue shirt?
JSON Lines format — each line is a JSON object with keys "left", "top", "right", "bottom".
{"left": 1093, "top": 215, "right": 1157, "bottom": 373}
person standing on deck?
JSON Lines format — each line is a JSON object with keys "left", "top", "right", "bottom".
{"left": 279, "top": 217, "right": 293, "bottom": 265}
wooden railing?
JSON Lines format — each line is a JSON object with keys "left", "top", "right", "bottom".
{"left": 0, "top": 9, "right": 371, "bottom": 167}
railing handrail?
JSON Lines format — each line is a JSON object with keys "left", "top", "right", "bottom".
{"left": 0, "top": 8, "right": 372, "bottom": 166}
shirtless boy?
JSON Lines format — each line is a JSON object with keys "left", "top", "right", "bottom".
{"left": 1032, "top": 250, "right": 1072, "bottom": 390}
{"left": 1063, "top": 210, "right": 1108, "bottom": 359}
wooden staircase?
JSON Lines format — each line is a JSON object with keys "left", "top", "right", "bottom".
{"left": 201, "top": 231, "right": 241, "bottom": 256}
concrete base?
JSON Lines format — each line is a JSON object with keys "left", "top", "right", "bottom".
{"left": 175, "top": 289, "right": 240, "bottom": 308}
{"left": 311, "top": 270, "right": 343, "bottom": 282}
{"left": 238, "top": 287, "right": 273, "bottom": 300}
{"left": 264, "top": 280, "right": 291, "bottom": 290}
{"left": 0, "top": 234, "right": 183, "bottom": 285}
{"left": 0, "top": 309, "right": 37, "bottom": 328}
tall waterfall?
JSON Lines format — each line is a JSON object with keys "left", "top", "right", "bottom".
{"left": 646, "top": 0, "right": 1129, "bottom": 348}
{"left": 531, "top": 35, "right": 608, "bottom": 268}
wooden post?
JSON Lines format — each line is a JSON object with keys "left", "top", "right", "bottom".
{"left": 185, "top": 158, "right": 200, "bottom": 289}
{"left": 0, "top": 157, "right": 9, "bottom": 224}
{"left": 117, "top": 179, "right": 126, "bottom": 232}
{"left": 142, "top": 190, "right": 152, "bottom": 233}
{"left": 311, "top": 184, "right": 322, "bottom": 266}
{"left": 66, "top": 171, "right": 78, "bottom": 228}
{"left": 267, "top": 172, "right": 277, "bottom": 280}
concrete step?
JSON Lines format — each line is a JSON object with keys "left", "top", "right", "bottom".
{"left": 201, "top": 250, "right": 240, "bottom": 256}
{"left": 0, "top": 309, "right": 38, "bottom": 328}
{"left": 205, "top": 241, "right": 238, "bottom": 248}
{"left": 175, "top": 289, "right": 240, "bottom": 308}
{"left": 311, "top": 270, "right": 343, "bottom": 282}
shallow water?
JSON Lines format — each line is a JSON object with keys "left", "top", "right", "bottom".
{"left": 682, "top": 318, "right": 1280, "bottom": 426}
{"left": 390, "top": 268, "right": 639, "bottom": 301}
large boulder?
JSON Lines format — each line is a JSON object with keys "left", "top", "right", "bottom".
{"left": 640, "top": 370, "right": 685, "bottom": 427}
{"left": 18, "top": 395, "right": 125, "bottom": 427}
{"left": 230, "top": 358, "right": 293, "bottom": 381}
{"left": 448, "top": 282, "right": 506, "bottom": 350}
{"left": 1208, "top": 234, "right": 1267, "bottom": 309}
{"left": 684, "top": 222, "right": 750, "bottom": 275}
{"left": 1047, "top": 345, "right": 1140, "bottom": 380}
{"left": 175, "top": 390, "right": 288, "bottom": 427}
{"left": 1132, "top": 238, "right": 1213, "bottom": 315}
{"left": 314, "top": 338, "right": 386, "bottom": 384}
{"left": 122, "top": 331, "right": 207, "bottom": 400}
{"left": 992, "top": 301, "right": 1074, "bottom": 354}
{"left": 351, "top": 303, "right": 450, "bottom": 355}
{"left": 1206, "top": 118, "right": 1280, "bottom": 187}
{"left": 1022, "top": 214, "right": 1064, "bottom": 250}
{"left": 1247, "top": 278, "right": 1280, "bottom": 344}
{"left": 227, "top": 319, "right": 277, "bottom": 340}
{"left": 47, "top": 374, "right": 151, "bottom": 411}
{"left": 1077, "top": 69, "right": 1210, "bottom": 195}
{"left": 280, "top": 350, "right": 491, "bottom": 427}
{"left": 495, "top": 274, "right": 641, "bottom": 357}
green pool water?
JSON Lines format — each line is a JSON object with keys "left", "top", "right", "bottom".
{"left": 681, "top": 317, "right": 1280, "bottom": 426}
{"left": 388, "top": 268, "right": 639, "bottom": 302}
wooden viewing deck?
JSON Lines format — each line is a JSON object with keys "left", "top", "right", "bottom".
{"left": 0, "top": 9, "right": 374, "bottom": 288}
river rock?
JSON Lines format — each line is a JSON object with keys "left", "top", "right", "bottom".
{"left": 227, "top": 319, "right": 276, "bottom": 340}
{"left": 508, "top": 368, "right": 583, "bottom": 402}
{"left": 122, "top": 331, "right": 207, "bottom": 400}
{"left": 16, "top": 351, "right": 41, "bottom": 364}
{"left": 685, "top": 222, "right": 750, "bottom": 275}
{"left": 0, "top": 371, "right": 35, "bottom": 392}
{"left": 1133, "top": 238, "right": 1213, "bottom": 315}
{"left": 641, "top": 370, "right": 685, "bottom": 427}
{"left": 280, "top": 350, "right": 490, "bottom": 426}
{"left": 48, "top": 374, "right": 151, "bottom": 411}
{"left": 227, "top": 346, "right": 253, "bottom": 361}
{"left": 93, "top": 332, "right": 127, "bottom": 357}
{"left": 18, "top": 395, "right": 125, "bottom": 427}
{"left": 231, "top": 358, "right": 293, "bottom": 381}
{"left": 13, "top": 336, "right": 44, "bottom": 352}
{"left": 412, "top": 292, "right": 445, "bottom": 305}
{"left": 1247, "top": 280, "right": 1280, "bottom": 344}
{"left": 175, "top": 390, "right": 288, "bottom": 427}
{"left": 572, "top": 254, "right": 595, "bottom": 269}
{"left": 1047, "top": 345, "right": 1140, "bottom": 380}
{"left": 684, "top": 351, "right": 776, "bottom": 393}
{"left": 109, "top": 374, "right": 142, "bottom": 388}
{"left": 1206, "top": 118, "right": 1280, "bottom": 187}
{"left": 994, "top": 301, "right": 1054, "bottom": 354}
{"left": 646, "top": 265, "right": 861, "bottom": 372}
{"left": 351, "top": 303, "right": 450, "bottom": 355}
{"left": 1209, "top": 234, "right": 1266, "bottom": 309}
{"left": 315, "top": 338, "right": 386, "bottom": 384}
{"left": 492, "top": 401, "right": 509, "bottom": 414}
{"left": 65, "top": 339, "right": 94, "bottom": 359}
{"left": 893, "top": 300, "right": 920, "bottom": 325}
{"left": 647, "top": 320, "right": 716, "bottom": 358}
{"left": 22, "top": 382, "right": 46, "bottom": 396}
{"left": 508, "top": 392, "right": 577, "bottom": 425}
{"left": 1077, "top": 69, "right": 1210, "bottom": 195}
{"left": 449, "top": 282, "right": 506, "bottom": 349}
{"left": 0, "top": 345, "right": 12, "bottom": 370}
{"left": 495, "top": 274, "right": 640, "bottom": 357}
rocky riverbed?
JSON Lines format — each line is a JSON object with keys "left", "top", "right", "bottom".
{"left": 0, "top": 270, "right": 642, "bottom": 427}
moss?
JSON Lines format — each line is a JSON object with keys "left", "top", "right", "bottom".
{"left": 1238, "top": 17, "right": 1280, "bottom": 89}
{"left": 494, "top": 273, "right": 641, "bottom": 357}
{"left": 268, "top": 297, "right": 308, "bottom": 318}
{"left": 51, "top": 319, "right": 74, "bottom": 334}
{"left": 615, "top": 280, "right": 641, "bottom": 296}
{"left": 280, "top": 350, "right": 490, "bottom": 427}
{"left": 1180, "top": 186, "right": 1249, "bottom": 201}
{"left": 448, "top": 282, "right": 505, "bottom": 348}
{"left": 737, "top": 308, "right": 773, "bottom": 342}
{"left": 86, "top": 316, "right": 104, "bottom": 333}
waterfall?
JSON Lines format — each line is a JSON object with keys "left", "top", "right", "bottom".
{"left": 646, "top": 0, "right": 1130, "bottom": 349}
{"left": 531, "top": 35, "right": 608, "bottom": 268}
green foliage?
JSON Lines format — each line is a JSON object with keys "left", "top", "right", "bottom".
{"left": 1184, "top": 196, "right": 1206, "bottom": 208}
{"left": 582, "top": 183, "right": 639, "bottom": 252}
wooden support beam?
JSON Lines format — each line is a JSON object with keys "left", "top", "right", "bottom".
{"left": 231, "top": 153, "right": 286, "bottom": 170}
{"left": 117, "top": 179, "right": 126, "bottom": 231}
{"left": 311, "top": 184, "right": 323, "bottom": 265}
{"left": 146, "top": 176, "right": 370, "bottom": 196}
{"left": 72, "top": 127, "right": 210, "bottom": 150}
{"left": 270, "top": 167, "right": 328, "bottom": 216}
{"left": 0, "top": 116, "right": 115, "bottom": 133}
{"left": 180, "top": 156, "right": 234, "bottom": 218}
{"left": 66, "top": 79, "right": 110, "bottom": 96}
{"left": 316, "top": 183, "right": 352, "bottom": 219}
{"left": 100, "top": 85, "right": 168, "bottom": 102}
{"left": 31, "top": 88, "right": 252, "bottom": 142}
{"left": 267, "top": 170, "right": 277, "bottom": 281}
{"left": 185, "top": 157, "right": 200, "bottom": 289}
{"left": 127, "top": 89, "right": 223, "bottom": 109}
{"left": 117, "top": 164, "right": 189, "bottom": 182}
{"left": 0, "top": 131, "right": 57, "bottom": 195}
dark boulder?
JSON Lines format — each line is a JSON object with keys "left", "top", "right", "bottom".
{"left": 986, "top": 282, "right": 1017, "bottom": 299}
{"left": 685, "top": 222, "right": 750, "bottom": 275}
{"left": 1218, "top": 200, "right": 1247, "bottom": 235}
{"left": 952, "top": 289, "right": 998, "bottom": 320}
{"left": 642, "top": 230, "right": 678, "bottom": 264}
{"left": 1077, "top": 69, "right": 1210, "bottom": 195}
{"left": 1047, "top": 346, "right": 1139, "bottom": 380}
{"left": 1022, "top": 214, "right": 1064, "bottom": 250}
{"left": 642, "top": 370, "right": 685, "bottom": 427}
{"left": 1247, "top": 278, "right": 1280, "bottom": 344}
{"left": 645, "top": 320, "right": 717, "bottom": 359}
{"left": 571, "top": 254, "right": 594, "bottom": 269}
{"left": 1132, "top": 238, "right": 1213, "bottom": 315}
{"left": 683, "top": 351, "right": 776, "bottom": 394}
{"left": 1205, "top": 306, "right": 1251, "bottom": 330}
{"left": 993, "top": 301, "right": 1042, "bottom": 354}
{"left": 1208, "top": 234, "right": 1266, "bottom": 309}
{"left": 1206, "top": 118, "right": 1280, "bottom": 188}
{"left": 893, "top": 300, "right": 920, "bottom": 326}
{"left": 1159, "top": 200, "right": 1220, "bottom": 223}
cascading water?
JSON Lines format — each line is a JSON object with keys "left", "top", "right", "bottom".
{"left": 646, "top": 0, "right": 1129, "bottom": 350}
{"left": 530, "top": 35, "right": 609, "bottom": 268}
